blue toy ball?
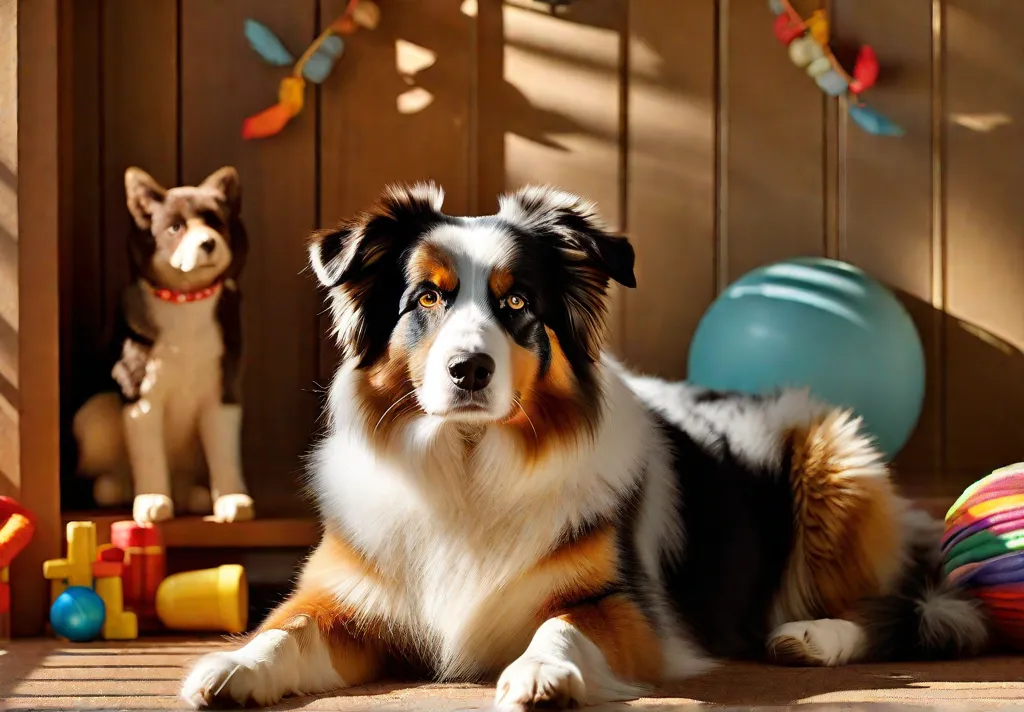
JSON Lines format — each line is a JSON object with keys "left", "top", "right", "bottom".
{"left": 50, "top": 586, "right": 106, "bottom": 642}
{"left": 687, "top": 257, "right": 925, "bottom": 459}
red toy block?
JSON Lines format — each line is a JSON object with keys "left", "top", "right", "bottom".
{"left": 110, "top": 521, "right": 165, "bottom": 628}
{"left": 98, "top": 545, "right": 126, "bottom": 563}
{"left": 92, "top": 560, "right": 125, "bottom": 578}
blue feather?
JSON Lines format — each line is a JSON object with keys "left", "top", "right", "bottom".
{"left": 244, "top": 19, "right": 295, "bottom": 67}
{"left": 302, "top": 35, "right": 345, "bottom": 84}
{"left": 849, "top": 102, "right": 905, "bottom": 137}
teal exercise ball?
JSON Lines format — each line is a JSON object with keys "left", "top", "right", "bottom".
{"left": 687, "top": 257, "right": 925, "bottom": 459}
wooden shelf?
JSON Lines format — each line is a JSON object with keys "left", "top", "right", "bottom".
{"left": 62, "top": 497, "right": 952, "bottom": 552}
{"left": 61, "top": 512, "right": 321, "bottom": 549}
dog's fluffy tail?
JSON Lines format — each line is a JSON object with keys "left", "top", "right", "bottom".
{"left": 860, "top": 509, "right": 990, "bottom": 661}
{"left": 784, "top": 408, "right": 990, "bottom": 662}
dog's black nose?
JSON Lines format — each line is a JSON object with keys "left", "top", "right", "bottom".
{"left": 448, "top": 353, "right": 495, "bottom": 392}
{"left": 200, "top": 238, "right": 217, "bottom": 254}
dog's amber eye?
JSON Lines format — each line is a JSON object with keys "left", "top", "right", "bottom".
{"left": 169, "top": 222, "right": 185, "bottom": 234}
{"left": 418, "top": 291, "right": 440, "bottom": 308}
{"left": 506, "top": 294, "right": 527, "bottom": 311}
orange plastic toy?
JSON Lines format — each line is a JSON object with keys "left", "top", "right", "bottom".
{"left": 0, "top": 496, "right": 37, "bottom": 641}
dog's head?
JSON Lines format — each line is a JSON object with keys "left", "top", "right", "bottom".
{"left": 124, "top": 166, "right": 247, "bottom": 291}
{"left": 310, "top": 183, "right": 635, "bottom": 452}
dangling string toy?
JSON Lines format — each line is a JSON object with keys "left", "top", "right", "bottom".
{"left": 241, "top": 0, "right": 381, "bottom": 140}
{"left": 768, "top": 0, "right": 903, "bottom": 137}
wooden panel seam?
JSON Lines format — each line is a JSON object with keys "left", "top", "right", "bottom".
{"left": 14, "top": 0, "right": 63, "bottom": 637}
{"left": 714, "top": 0, "right": 728, "bottom": 294}
{"left": 931, "top": 0, "right": 948, "bottom": 483}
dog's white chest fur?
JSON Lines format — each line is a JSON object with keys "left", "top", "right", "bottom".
{"left": 311, "top": 364, "right": 665, "bottom": 678}
{"left": 142, "top": 285, "right": 224, "bottom": 455}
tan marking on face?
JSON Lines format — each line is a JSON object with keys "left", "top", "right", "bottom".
{"left": 357, "top": 342, "right": 417, "bottom": 448}
{"left": 543, "top": 326, "right": 575, "bottom": 393}
{"left": 558, "top": 595, "right": 663, "bottom": 684}
{"left": 510, "top": 342, "right": 540, "bottom": 396}
{"left": 407, "top": 242, "right": 458, "bottom": 292}
{"left": 489, "top": 267, "right": 514, "bottom": 298}
{"left": 503, "top": 327, "right": 595, "bottom": 463}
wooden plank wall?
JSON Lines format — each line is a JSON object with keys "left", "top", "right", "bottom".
{"left": 60, "top": 0, "right": 1023, "bottom": 515}
{"left": 0, "top": 0, "right": 18, "bottom": 503}
{"left": 14, "top": 0, "right": 64, "bottom": 638}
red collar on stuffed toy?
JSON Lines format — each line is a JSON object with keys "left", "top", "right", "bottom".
{"left": 149, "top": 282, "right": 222, "bottom": 304}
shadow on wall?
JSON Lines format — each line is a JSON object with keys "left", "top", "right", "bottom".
{"left": 323, "top": 0, "right": 591, "bottom": 219}
{"left": 0, "top": 157, "right": 18, "bottom": 500}
{"left": 894, "top": 289, "right": 1023, "bottom": 497}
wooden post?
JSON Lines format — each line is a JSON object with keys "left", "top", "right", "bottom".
{"left": 6, "top": 0, "right": 63, "bottom": 637}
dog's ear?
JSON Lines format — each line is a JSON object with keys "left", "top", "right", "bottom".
{"left": 309, "top": 182, "right": 445, "bottom": 365}
{"left": 125, "top": 167, "right": 167, "bottom": 230}
{"left": 500, "top": 186, "right": 636, "bottom": 289}
{"left": 199, "top": 166, "right": 241, "bottom": 213}
{"left": 498, "top": 185, "right": 636, "bottom": 359}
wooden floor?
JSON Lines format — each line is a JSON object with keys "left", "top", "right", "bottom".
{"left": 2, "top": 638, "right": 1024, "bottom": 710}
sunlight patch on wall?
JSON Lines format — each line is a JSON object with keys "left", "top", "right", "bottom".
{"left": 397, "top": 87, "right": 434, "bottom": 115}
{"left": 395, "top": 39, "right": 436, "bottom": 77}
{"left": 952, "top": 112, "right": 1012, "bottom": 132}
{"left": 394, "top": 40, "right": 437, "bottom": 115}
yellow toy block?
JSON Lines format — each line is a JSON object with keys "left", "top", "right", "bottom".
{"left": 49, "top": 578, "right": 67, "bottom": 605}
{"left": 43, "top": 522, "right": 96, "bottom": 588}
{"left": 94, "top": 575, "right": 138, "bottom": 640}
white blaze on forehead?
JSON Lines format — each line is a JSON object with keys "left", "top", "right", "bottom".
{"left": 415, "top": 221, "right": 518, "bottom": 420}
{"left": 169, "top": 225, "right": 218, "bottom": 273}
{"left": 421, "top": 220, "right": 516, "bottom": 297}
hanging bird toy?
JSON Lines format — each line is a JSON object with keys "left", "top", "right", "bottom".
{"left": 768, "top": 0, "right": 903, "bottom": 137}
{"left": 242, "top": 0, "right": 381, "bottom": 140}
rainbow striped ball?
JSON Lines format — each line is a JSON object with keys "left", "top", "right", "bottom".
{"left": 943, "top": 462, "right": 1024, "bottom": 648}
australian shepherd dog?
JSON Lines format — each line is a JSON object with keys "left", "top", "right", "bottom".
{"left": 183, "top": 184, "right": 987, "bottom": 709}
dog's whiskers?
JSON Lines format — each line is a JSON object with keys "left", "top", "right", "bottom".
{"left": 512, "top": 395, "right": 538, "bottom": 443}
{"left": 373, "top": 390, "right": 418, "bottom": 436}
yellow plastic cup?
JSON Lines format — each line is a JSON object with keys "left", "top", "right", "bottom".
{"left": 155, "top": 564, "right": 248, "bottom": 634}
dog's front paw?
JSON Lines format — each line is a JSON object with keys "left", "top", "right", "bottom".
{"left": 181, "top": 651, "right": 278, "bottom": 709}
{"left": 496, "top": 655, "right": 586, "bottom": 710}
{"left": 133, "top": 493, "right": 174, "bottom": 524}
{"left": 213, "top": 493, "right": 255, "bottom": 523}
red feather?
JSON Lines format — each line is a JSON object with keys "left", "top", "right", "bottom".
{"left": 850, "top": 45, "right": 880, "bottom": 94}
{"left": 773, "top": 13, "right": 804, "bottom": 45}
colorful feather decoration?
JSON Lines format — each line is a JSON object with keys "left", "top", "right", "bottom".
{"left": 242, "top": 0, "right": 378, "bottom": 140}
{"left": 302, "top": 35, "right": 345, "bottom": 84}
{"left": 850, "top": 46, "right": 880, "bottom": 94}
{"left": 767, "top": 0, "right": 902, "bottom": 137}
{"left": 244, "top": 19, "right": 294, "bottom": 67}
{"left": 849, "top": 102, "right": 905, "bottom": 137}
